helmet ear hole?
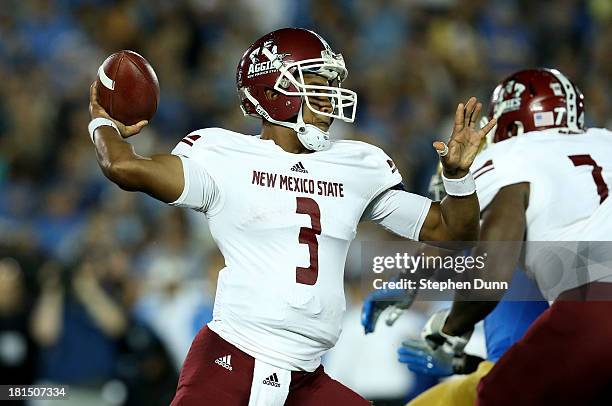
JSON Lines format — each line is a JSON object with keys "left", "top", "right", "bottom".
{"left": 528, "top": 82, "right": 537, "bottom": 97}
{"left": 508, "top": 123, "right": 519, "bottom": 137}
{"left": 510, "top": 121, "right": 525, "bottom": 137}
{"left": 264, "top": 88, "right": 279, "bottom": 101}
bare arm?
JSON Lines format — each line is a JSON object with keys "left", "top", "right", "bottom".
{"left": 442, "top": 182, "right": 529, "bottom": 336}
{"left": 419, "top": 197, "right": 480, "bottom": 242}
{"left": 89, "top": 82, "right": 183, "bottom": 203}
{"left": 419, "top": 97, "right": 497, "bottom": 242}
{"left": 72, "top": 264, "right": 127, "bottom": 338}
{"left": 30, "top": 265, "right": 64, "bottom": 346}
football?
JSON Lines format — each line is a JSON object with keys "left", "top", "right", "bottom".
{"left": 96, "top": 50, "right": 160, "bottom": 126}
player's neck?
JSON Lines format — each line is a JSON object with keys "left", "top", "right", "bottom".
{"left": 261, "top": 121, "right": 311, "bottom": 154}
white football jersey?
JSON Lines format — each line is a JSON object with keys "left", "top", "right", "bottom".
{"left": 473, "top": 127, "right": 612, "bottom": 300}
{"left": 170, "top": 128, "right": 431, "bottom": 371}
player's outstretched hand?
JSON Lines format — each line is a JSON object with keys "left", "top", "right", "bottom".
{"left": 361, "top": 280, "right": 418, "bottom": 334}
{"left": 89, "top": 81, "right": 148, "bottom": 138}
{"left": 398, "top": 338, "right": 484, "bottom": 377}
{"left": 433, "top": 97, "right": 497, "bottom": 178}
{"left": 398, "top": 338, "right": 455, "bottom": 377}
{"left": 397, "top": 309, "right": 475, "bottom": 375}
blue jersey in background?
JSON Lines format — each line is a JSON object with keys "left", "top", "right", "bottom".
{"left": 484, "top": 269, "right": 549, "bottom": 362}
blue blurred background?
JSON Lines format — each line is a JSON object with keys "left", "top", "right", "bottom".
{"left": 0, "top": 0, "right": 610, "bottom": 405}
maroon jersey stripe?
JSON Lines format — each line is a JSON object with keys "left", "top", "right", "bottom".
{"left": 474, "top": 166, "right": 495, "bottom": 179}
{"left": 473, "top": 159, "right": 493, "bottom": 177}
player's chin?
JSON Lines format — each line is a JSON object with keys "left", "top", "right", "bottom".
{"left": 315, "top": 122, "right": 330, "bottom": 132}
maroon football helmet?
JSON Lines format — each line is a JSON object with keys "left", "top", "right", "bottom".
{"left": 236, "top": 28, "right": 357, "bottom": 128}
{"left": 484, "top": 68, "right": 585, "bottom": 143}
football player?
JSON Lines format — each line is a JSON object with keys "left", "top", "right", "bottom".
{"left": 363, "top": 165, "right": 548, "bottom": 406}
{"left": 399, "top": 68, "right": 612, "bottom": 406}
{"left": 88, "top": 28, "right": 495, "bottom": 405}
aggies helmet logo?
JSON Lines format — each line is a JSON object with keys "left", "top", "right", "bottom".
{"left": 247, "top": 40, "right": 290, "bottom": 79}
{"left": 491, "top": 80, "right": 525, "bottom": 116}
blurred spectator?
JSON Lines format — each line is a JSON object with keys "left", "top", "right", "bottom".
{"left": 0, "top": 257, "right": 38, "bottom": 404}
{"left": 30, "top": 255, "right": 129, "bottom": 405}
{"left": 114, "top": 321, "right": 178, "bottom": 406}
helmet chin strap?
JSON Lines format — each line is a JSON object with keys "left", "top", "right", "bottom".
{"left": 242, "top": 88, "right": 331, "bottom": 151}
{"left": 293, "top": 102, "right": 331, "bottom": 151}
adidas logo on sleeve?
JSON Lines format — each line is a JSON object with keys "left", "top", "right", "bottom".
{"left": 262, "top": 373, "right": 281, "bottom": 387}
{"left": 215, "top": 355, "right": 233, "bottom": 371}
{"left": 290, "top": 162, "right": 308, "bottom": 173}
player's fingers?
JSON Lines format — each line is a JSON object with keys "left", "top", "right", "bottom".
{"left": 400, "top": 338, "right": 430, "bottom": 352}
{"left": 133, "top": 120, "right": 148, "bottom": 127}
{"left": 399, "top": 354, "right": 428, "bottom": 367}
{"left": 454, "top": 103, "right": 464, "bottom": 131}
{"left": 399, "top": 351, "right": 427, "bottom": 365}
{"left": 480, "top": 117, "right": 497, "bottom": 137}
{"left": 89, "top": 82, "right": 106, "bottom": 117}
{"left": 385, "top": 306, "right": 404, "bottom": 326}
{"left": 398, "top": 347, "right": 427, "bottom": 358}
{"left": 126, "top": 120, "right": 148, "bottom": 133}
{"left": 90, "top": 81, "right": 97, "bottom": 103}
{"left": 433, "top": 141, "right": 449, "bottom": 158}
{"left": 361, "top": 302, "right": 374, "bottom": 332}
{"left": 463, "top": 97, "right": 477, "bottom": 125}
{"left": 469, "top": 102, "right": 482, "bottom": 128}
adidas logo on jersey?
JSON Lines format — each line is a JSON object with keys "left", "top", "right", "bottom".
{"left": 290, "top": 162, "right": 308, "bottom": 173}
{"left": 262, "top": 373, "right": 281, "bottom": 387}
{"left": 215, "top": 355, "right": 233, "bottom": 371}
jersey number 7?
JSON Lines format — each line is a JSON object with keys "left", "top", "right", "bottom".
{"left": 568, "top": 154, "right": 609, "bottom": 203}
{"left": 296, "top": 197, "right": 321, "bottom": 285}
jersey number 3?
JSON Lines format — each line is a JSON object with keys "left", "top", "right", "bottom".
{"left": 296, "top": 197, "right": 321, "bottom": 285}
{"left": 569, "top": 154, "right": 609, "bottom": 203}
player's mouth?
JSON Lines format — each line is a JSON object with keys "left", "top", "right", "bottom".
{"left": 315, "top": 120, "right": 331, "bottom": 131}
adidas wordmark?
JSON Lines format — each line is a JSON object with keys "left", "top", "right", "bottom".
{"left": 262, "top": 373, "right": 281, "bottom": 387}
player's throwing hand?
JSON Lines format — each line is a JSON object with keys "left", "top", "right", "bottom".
{"left": 434, "top": 97, "right": 497, "bottom": 178}
{"left": 89, "top": 81, "right": 148, "bottom": 138}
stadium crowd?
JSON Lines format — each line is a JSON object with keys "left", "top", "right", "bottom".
{"left": 0, "top": 0, "right": 610, "bottom": 404}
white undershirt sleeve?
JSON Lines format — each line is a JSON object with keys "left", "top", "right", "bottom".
{"left": 169, "top": 155, "right": 220, "bottom": 213}
{"left": 363, "top": 189, "right": 432, "bottom": 241}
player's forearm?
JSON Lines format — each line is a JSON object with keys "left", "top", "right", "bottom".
{"left": 93, "top": 126, "right": 147, "bottom": 191}
{"left": 444, "top": 186, "right": 528, "bottom": 335}
{"left": 419, "top": 196, "right": 480, "bottom": 242}
{"left": 92, "top": 127, "right": 184, "bottom": 202}
{"left": 444, "top": 241, "right": 521, "bottom": 335}
{"left": 439, "top": 193, "right": 480, "bottom": 241}
{"left": 443, "top": 300, "right": 498, "bottom": 337}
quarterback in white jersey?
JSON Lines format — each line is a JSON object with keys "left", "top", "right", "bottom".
{"left": 170, "top": 127, "right": 427, "bottom": 372}
{"left": 405, "top": 69, "right": 612, "bottom": 406}
{"left": 88, "top": 28, "right": 496, "bottom": 406}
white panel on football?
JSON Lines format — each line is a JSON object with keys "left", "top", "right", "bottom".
{"left": 98, "top": 65, "right": 115, "bottom": 90}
